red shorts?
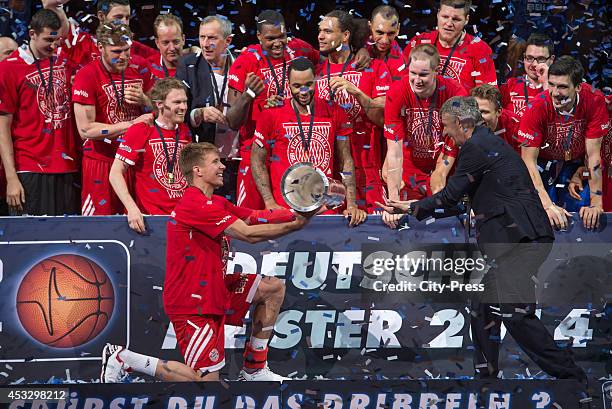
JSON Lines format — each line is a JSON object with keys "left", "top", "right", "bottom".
{"left": 236, "top": 149, "right": 265, "bottom": 210}
{"left": 603, "top": 165, "right": 611, "bottom": 212}
{"left": 81, "top": 157, "right": 124, "bottom": 215}
{"left": 170, "top": 273, "right": 262, "bottom": 372}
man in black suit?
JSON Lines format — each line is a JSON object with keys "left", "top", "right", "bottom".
{"left": 378, "top": 96, "right": 588, "bottom": 392}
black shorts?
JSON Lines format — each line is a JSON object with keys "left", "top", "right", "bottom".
{"left": 10, "top": 173, "right": 80, "bottom": 216}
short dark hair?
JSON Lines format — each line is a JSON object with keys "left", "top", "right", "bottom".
{"left": 440, "top": 0, "right": 472, "bottom": 16}
{"left": 526, "top": 33, "right": 553, "bottom": 57}
{"left": 256, "top": 10, "right": 285, "bottom": 33}
{"left": 288, "top": 57, "right": 315, "bottom": 79}
{"left": 548, "top": 55, "right": 584, "bottom": 87}
{"left": 371, "top": 5, "right": 399, "bottom": 22}
{"left": 470, "top": 84, "right": 502, "bottom": 110}
{"left": 30, "top": 9, "right": 61, "bottom": 34}
{"left": 97, "top": 0, "right": 130, "bottom": 14}
{"left": 325, "top": 10, "right": 369, "bottom": 52}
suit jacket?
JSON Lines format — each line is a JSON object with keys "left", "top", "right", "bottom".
{"left": 412, "top": 125, "right": 554, "bottom": 245}
{"left": 175, "top": 52, "right": 216, "bottom": 143}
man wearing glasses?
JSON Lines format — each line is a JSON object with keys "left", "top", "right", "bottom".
{"left": 500, "top": 33, "right": 554, "bottom": 118}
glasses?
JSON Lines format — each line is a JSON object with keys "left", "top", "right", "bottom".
{"left": 524, "top": 55, "right": 550, "bottom": 64}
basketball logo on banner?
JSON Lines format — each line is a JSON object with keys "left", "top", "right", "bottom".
{"left": 16, "top": 254, "right": 115, "bottom": 348}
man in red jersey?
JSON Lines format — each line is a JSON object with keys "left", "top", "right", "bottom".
{"left": 251, "top": 57, "right": 366, "bottom": 226}
{"left": 382, "top": 44, "right": 467, "bottom": 228}
{"left": 226, "top": 10, "right": 320, "bottom": 209}
{"left": 110, "top": 78, "right": 190, "bottom": 232}
{"left": 0, "top": 37, "right": 18, "bottom": 62}
{"left": 73, "top": 22, "right": 154, "bottom": 215}
{"left": 147, "top": 14, "right": 184, "bottom": 80}
{"left": 471, "top": 84, "right": 520, "bottom": 152}
{"left": 62, "top": 0, "right": 157, "bottom": 69}
{"left": 101, "top": 142, "right": 314, "bottom": 383}
{"left": 500, "top": 33, "right": 555, "bottom": 118}
{"left": 519, "top": 56, "right": 608, "bottom": 230}
{"left": 0, "top": 9, "right": 79, "bottom": 215}
{"left": 317, "top": 10, "right": 390, "bottom": 214}
{"left": 0, "top": 36, "right": 19, "bottom": 215}
{"left": 402, "top": 0, "right": 497, "bottom": 91}
{"left": 367, "top": 5, "right": 408, "bottom": 81}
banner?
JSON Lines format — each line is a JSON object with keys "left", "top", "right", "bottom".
{"left": 0, "top": 215, "right": 609, "bottom": 388}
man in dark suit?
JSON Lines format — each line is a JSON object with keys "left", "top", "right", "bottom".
{"left": 378, "top": 96, "right": 588, "bottom": 395}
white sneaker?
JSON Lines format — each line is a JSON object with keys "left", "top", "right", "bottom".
{"left": 238, "top": 365, "right": 290, "bottom": 382}
{"left": 101, "top": 344, "right": 130, "bottom": 383}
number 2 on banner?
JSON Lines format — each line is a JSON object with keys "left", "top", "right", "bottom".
{"left": 428, "top": 309, "right": 464, "bottom": 348}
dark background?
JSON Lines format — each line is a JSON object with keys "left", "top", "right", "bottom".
{"left": 0, "top": 0, "right": 609, "bottom": 89}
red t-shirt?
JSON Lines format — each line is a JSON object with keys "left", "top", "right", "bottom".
{"left": 316, "top": 57, "right": 391, "bottom": 171}
{"left": 72, "top": 58, "right": 154, "bottom": 162}
{"left": 518, "top": 83, "right": 609, "bottom": 161}
{"left": 146, "top": 52, "right": 176, "bottom": 80}
{"left": 0, "top": 47, "right": 78, "bottom": 173}
{"left": 402, "top": 31, "right": 497, "bottom": 91}
{"left": 384, "top": 75, "right": 468, "bottom": 175}
{"left": 253, "top": 97, "right": 352, "bottom": 207}
{"left": 366, "top": 39, "right": 408, "bottom": 81}
{"left": 228, "top": 38, "right": 320, "bottom": 151}
{"left": 115, "top": 121, "right": 191, "bottom": 214}
{"left": 500, "top": 75, "right": 544, "bottom": 118}
{"left": 61, "top": 22, "right": 158, "bottom": 69}
{"left": 164, "top": 189, "right": 252, "bottom": 316}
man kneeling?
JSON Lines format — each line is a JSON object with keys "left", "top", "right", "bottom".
{"left": 102, "top": 142, "right": 314, "bottom": 382}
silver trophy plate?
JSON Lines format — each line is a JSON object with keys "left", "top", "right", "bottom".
{"left": 280, "top": 162, "right": 346, "bottom": 213}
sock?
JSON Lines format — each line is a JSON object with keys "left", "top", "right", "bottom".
{"left": 243, "top": 342, "right": 268, "bottom": 371}
{"left": 118, "top": 349, "right": 159, "bottom": 377}
{"left": 249, "top": 336, "right": 268, "bottom": 351}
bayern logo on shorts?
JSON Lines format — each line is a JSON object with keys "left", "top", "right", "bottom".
{"left": 284, "top": 122, "right": 333, "bottom": 174}
{"left": 209, "top": 348, "right": 219, "bottom": 363}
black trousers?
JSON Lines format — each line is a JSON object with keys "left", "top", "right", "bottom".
{"left": 471, "top": 238, "right": 587, "bottom": 382}
{"left": 9, "top": 173, "right": 80, "bottom": 216}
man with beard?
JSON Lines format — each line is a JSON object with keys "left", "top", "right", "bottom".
{"left": 402, "top": 0, "right": 497, "bottom": 91}
{"left": 367, "top": 5, "right": 408, "bottom": 81}
{"left": 382, "top": 44, "right": 467, "bottom": 228}
{"left": 0, "top": 9, "right": 79, "bottom": 216}
{"left": 225, "top": 9, "right": 320, "bottom": 209}
{"left": 110, "top": 78, "right": 191, "bottom": 233}
{"left": 147, "top": 14, "right": 184, "bottom": 80}
{"left": 73, "top": 22, "right": 154, "bottom": 216}
{"left": 250, "top": 57, "right": 366, "bottom": 226}
{"left": 317, "top": 9, "right": 391, "bottom": 214}
{"left": 378, "top": 97, "right": 589, "bottom": 406}
{"left": 519, "top": 56, "right": 608, "bottom": 230}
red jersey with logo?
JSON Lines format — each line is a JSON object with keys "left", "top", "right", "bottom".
{"left": 147, "top": 53, "right": 176, "bottom": 80}
{"left": 402, "top": 31, "right": 497, "bottom": 91}
{"left": 385, "top": 75, "right": 468, "bottom": 176}
{"left": 228, "top": 38, "right": 320, "bottom": 150}
{"left": 500, "top": 75, "right": 544, "bottom": 118}
{"left": 253, "top": 97, "right": 352, "bottom": 207}
{"left": 61, "top": 22, "right": 158, "bottom": 69}
{"left": 72, "top": 58, "right": 154, "bottom": 162}
{"left": 0, "top": 47, "right": 78, "bottom": 173}
{"left": 316, "top": 58, "right": 391, "bottom": 167}
{"left": 366, "top": 39, "right": 408, "bottom": 81}
{"left": 518, "top": 83, "right": 609, "bottom": 161}
{"left": 115, "top": 121, "right": 190, "bottom": 214}
{"left": 164, "top": 189, "right": 252, "bottom": 316}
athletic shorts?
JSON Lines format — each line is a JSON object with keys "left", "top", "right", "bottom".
{"left": 81, "top": 157, "right": 132, "bottom": 215}
{"left": 170, "top": 273, "right": 262, "bottom": 373}
{"left": 11, "top": 172, "right": 79, "bottom": 216}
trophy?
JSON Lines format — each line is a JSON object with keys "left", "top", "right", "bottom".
{"left": 280, "top": 162, "right": 346, "bottom": 212}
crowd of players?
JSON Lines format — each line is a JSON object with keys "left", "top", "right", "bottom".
{"left": 0, "top": 0, "right": 609, "bottom": 232}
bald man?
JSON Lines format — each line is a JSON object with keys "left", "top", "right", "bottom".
{"left": 0, "top": 37, "right": 18, "bottom": 62}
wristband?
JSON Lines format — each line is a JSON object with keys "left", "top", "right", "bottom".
{"left": 245, "top": 88, "right": 256, "bottom": 99}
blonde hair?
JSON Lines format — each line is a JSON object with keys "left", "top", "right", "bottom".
{"left": 153, "top": 13, "right": 183, "bottom": 38}
{"left": 179, "top": 142, "right": 218, "bottom": 184}
{"left": 409, "top": 44, "right": 440, "bottom": 70}
{"left": 96, "top": 22, "right": 132, "bottom": 46}
{"left": 148, "top": 77, "right": 186, "bottom": 115}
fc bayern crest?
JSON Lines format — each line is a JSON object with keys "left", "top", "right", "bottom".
{"left": 103, "top": 80, "right": 144, "bottom": 124}
{"left": 436, "top": 56, "right": 466, "bottom": 80}
{"left": 284, "top": 121, "right": 333, "bottom": 175}
{"left": 150, "top": 139, "right": 188, "bottom": 197}
{"left": 25, "top": 65, "right": 71, "bottom": 129}
{"left": 406, "top": 108, "right": 442, "bottom": 159}
{"left": 317, "top": 72, "right": 363, "bottom": 120}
